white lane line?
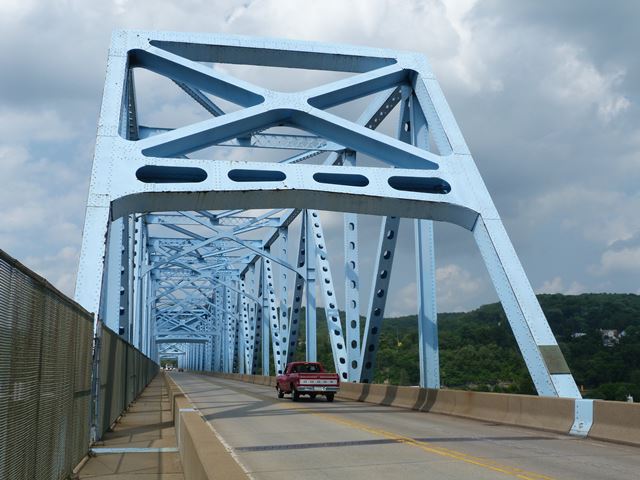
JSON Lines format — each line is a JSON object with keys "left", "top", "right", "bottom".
{"left": 91, "top": 447, "right": 179, "bottom": 454}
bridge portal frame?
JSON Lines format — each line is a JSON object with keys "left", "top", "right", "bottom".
{"left": 75, "top": 30, "right": 580, "bottom": 398}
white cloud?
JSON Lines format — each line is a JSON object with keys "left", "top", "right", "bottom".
{"left": 0, "top": 0, "right": 638, "bottom": 310}
{"left": 436, "top": 263, "right": 484, "bottom": 312}
{"left": 527, "top": 186, "right": 640, "bottom": 247}
{"left": 439, "top": 0, "right": 505, "bottom": 93}
{"left": 592, "top": 246, "right": 640, "bottom": 275}
{"left": 544, "top": 44, "right": 630, "bottom": 122}
{"left": 386, "top": 281, "right": 417, "bottom": 317}
{"left": 0, "top": 143, "right": 87, "bottom": 295}
{"left": 0, "top": 0, "right": 37, "bottom": 17}
{"left": 0, "top": 108, "right": 77, "bottom": 142}
{"left": 537, "top": 276, "right": 586, "bottom": 295}
{"left": 24, "top": 246, "right": 80, "bottom": 295}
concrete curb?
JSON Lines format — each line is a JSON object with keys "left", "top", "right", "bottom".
{"left": 163, "top": 373, "right": 248, "bottom": 479}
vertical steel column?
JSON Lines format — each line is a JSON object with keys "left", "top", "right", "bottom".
{"left": 264, "top": 258, "right": 284, "bottom": 374}
{"left": 248, "top": 264, "right": 260, "bottom": 374}
{"left": 225, "top": 286, "right": 235, "bottom": 373}
{"left": 287, "top": 219, "right": 306, "bottom": 364}
{"left": 260, "top": 259, "right": 270, "bottom": 375}
{"left": 234, "top": 295, "right": 242, "bottom": 373}
{"left": 125, "top": 214, "right": 135, "bottom": 343}
{"left": 147, "top": 278, "right": 156, "bottom": 360}
{"left": 304, "top": 210, "right": 317, "bottom": 362}
{"left": 89, "top": 317, "right": 103, "bottom": 444}
{"left": 358, "top": 216, "right": 401, "bottom": 383}
{"left": 343, "top": 151, "right": 361, "bottom": 382}
{"left": 102, "top": 218, "right": 124, "bottom": 332}
{"left": 409, "top": 92, "right": 440, "bottom": 389}
{"left": 415, "top": 220, "right": 439, "bottom": 388}
{"left": 213, "top": 285, "right": 223, "bottom": 372}
{"left": 221, "top": 286, "right": 228, "bottom": 372}
{"left": 308, "top": 210, "right": 349, "bottom": 380}
{"left": 132, "top": 215, "right": 145, "bottom": 352}
{"left": 278, "top": 228, "right": 290, "bottom": 367}
{"left": 240, "top": 279, "right": 253, "bottom": 373}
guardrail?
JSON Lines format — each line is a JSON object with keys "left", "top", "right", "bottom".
{"left": 203, "top": 372, "right": 640, "bottom": 448}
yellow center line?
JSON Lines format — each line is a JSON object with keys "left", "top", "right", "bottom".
{"left": 276, "top": 401, "right": 557, "bottom": 480}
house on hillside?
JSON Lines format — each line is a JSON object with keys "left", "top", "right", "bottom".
{"left": 599, "top": 329, "right": 623, "bottom": 347}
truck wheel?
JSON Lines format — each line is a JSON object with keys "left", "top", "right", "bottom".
{"left": 326, "top": 393, "right": 334, "bottom": 402}
{"left": 292, "top": 385, "right": 300, "bottom": 402}
{"left": 277, "top": 386, "right": 284, "bottom": 399}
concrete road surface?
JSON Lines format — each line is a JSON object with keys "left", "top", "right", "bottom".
{"left": 170, "top": 373, "right": 639, "bottom": 480}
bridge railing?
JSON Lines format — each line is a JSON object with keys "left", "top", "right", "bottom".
{"left": 95, "top": 322, "right": 158, "bottom": 438}
{"left": 0, "top": 249, "right": 158, "bottom": 480}
{"left": 0, "top": 249, "right": 93, "bottom": 480}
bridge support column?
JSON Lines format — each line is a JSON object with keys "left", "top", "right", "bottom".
{"left": 473, "top": 216, "right": 580, "bottom": 398}
{"left": 260, "top": 259, "right": 270, "bottom": 375}
{"left": 305, "top": 210, "right": 317, "bottom": 362}
{"left": 286, "top": 223, "right": 305, "bottom": 366}
{"left": 101, "top": 217, "right": 123, "bottom": 332}
{"left": 343, "top": 151, "right": 361, "bottom": 382}
{"left": 415, "top": 219, "right": 440, "bottom": 389}
{"left": 278, "top": 228, "right": 290, "bottom": 366}
{"left": 359, "top": 216, "right": 401, "bottom": 383}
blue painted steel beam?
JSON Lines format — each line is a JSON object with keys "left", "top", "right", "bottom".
{"left": 75, "top": 30, "right": 580, "bottom": 399}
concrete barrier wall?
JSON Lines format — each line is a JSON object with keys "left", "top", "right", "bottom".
{"left": 162, "top": 373, "right": 247, "bottom": 479}
{"left": 201, "top": 374, "right": 563, "bottom": 428}
{"left": 164, "top": 375, "right": 186, "bottom": 420}
{"left": 425, "top": 389, "right": 575, "bottom": 433}
{"left": 334, "top": 382, "right": 573, "bottom": 433}
{"left": 178, "top": 411, "right": 247, "bottom": 480}
{"left": 196, "top": 372, "right": 640, "bottom": 446}
{"left": 589, "top": 400, "right": 640, "bottom": 447}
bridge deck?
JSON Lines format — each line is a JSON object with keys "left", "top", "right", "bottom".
{"left": 78, "top": 377, "right": 184, "bottom": 479}
{"left": 171, "top": 373, "right": 639, "bottom": 480}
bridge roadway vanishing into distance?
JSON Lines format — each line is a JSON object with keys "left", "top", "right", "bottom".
{"left": 169, "top": 373, "right": 640, "bottom": 480}
{"left": 2, "top": 31, "right": 639, "bottom": 480}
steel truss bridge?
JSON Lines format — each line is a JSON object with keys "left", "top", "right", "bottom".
{"left": 74, "top": 30, "right": 580, "bottom": 398}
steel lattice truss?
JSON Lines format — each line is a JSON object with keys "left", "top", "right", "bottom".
{"left": 75, "top": 30, "right": 581, "bottom": 397}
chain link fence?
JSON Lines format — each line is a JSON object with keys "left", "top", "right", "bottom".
{"left": 96, "top": 324, "right": 158, "bottom": 438}
{"left": 0, "top": 249, "right": 158, "bottom": 479}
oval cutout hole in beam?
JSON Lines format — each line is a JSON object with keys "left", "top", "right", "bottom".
{"left": 136, "top": 165, "right": 207, "bottom": 183}
{"left": 228, "top": 169, "right": 286, "bottom": 182}
{"left": 313, "top": 172, "right": 369, "bottom": 187}
{"left": 388, "top": 176, "right": 451, "bottom": 194}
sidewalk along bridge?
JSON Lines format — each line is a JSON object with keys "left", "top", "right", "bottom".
{"left": 2, "top": 31, "right": 639, "bottom": 480}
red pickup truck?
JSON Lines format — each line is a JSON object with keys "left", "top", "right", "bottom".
{"left": 276, "top": 361, "right": 340, "bottom": 402}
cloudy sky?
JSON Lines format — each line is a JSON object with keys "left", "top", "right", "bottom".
{"left": 1, "top": 0, "right": 638, "bottom": 314}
